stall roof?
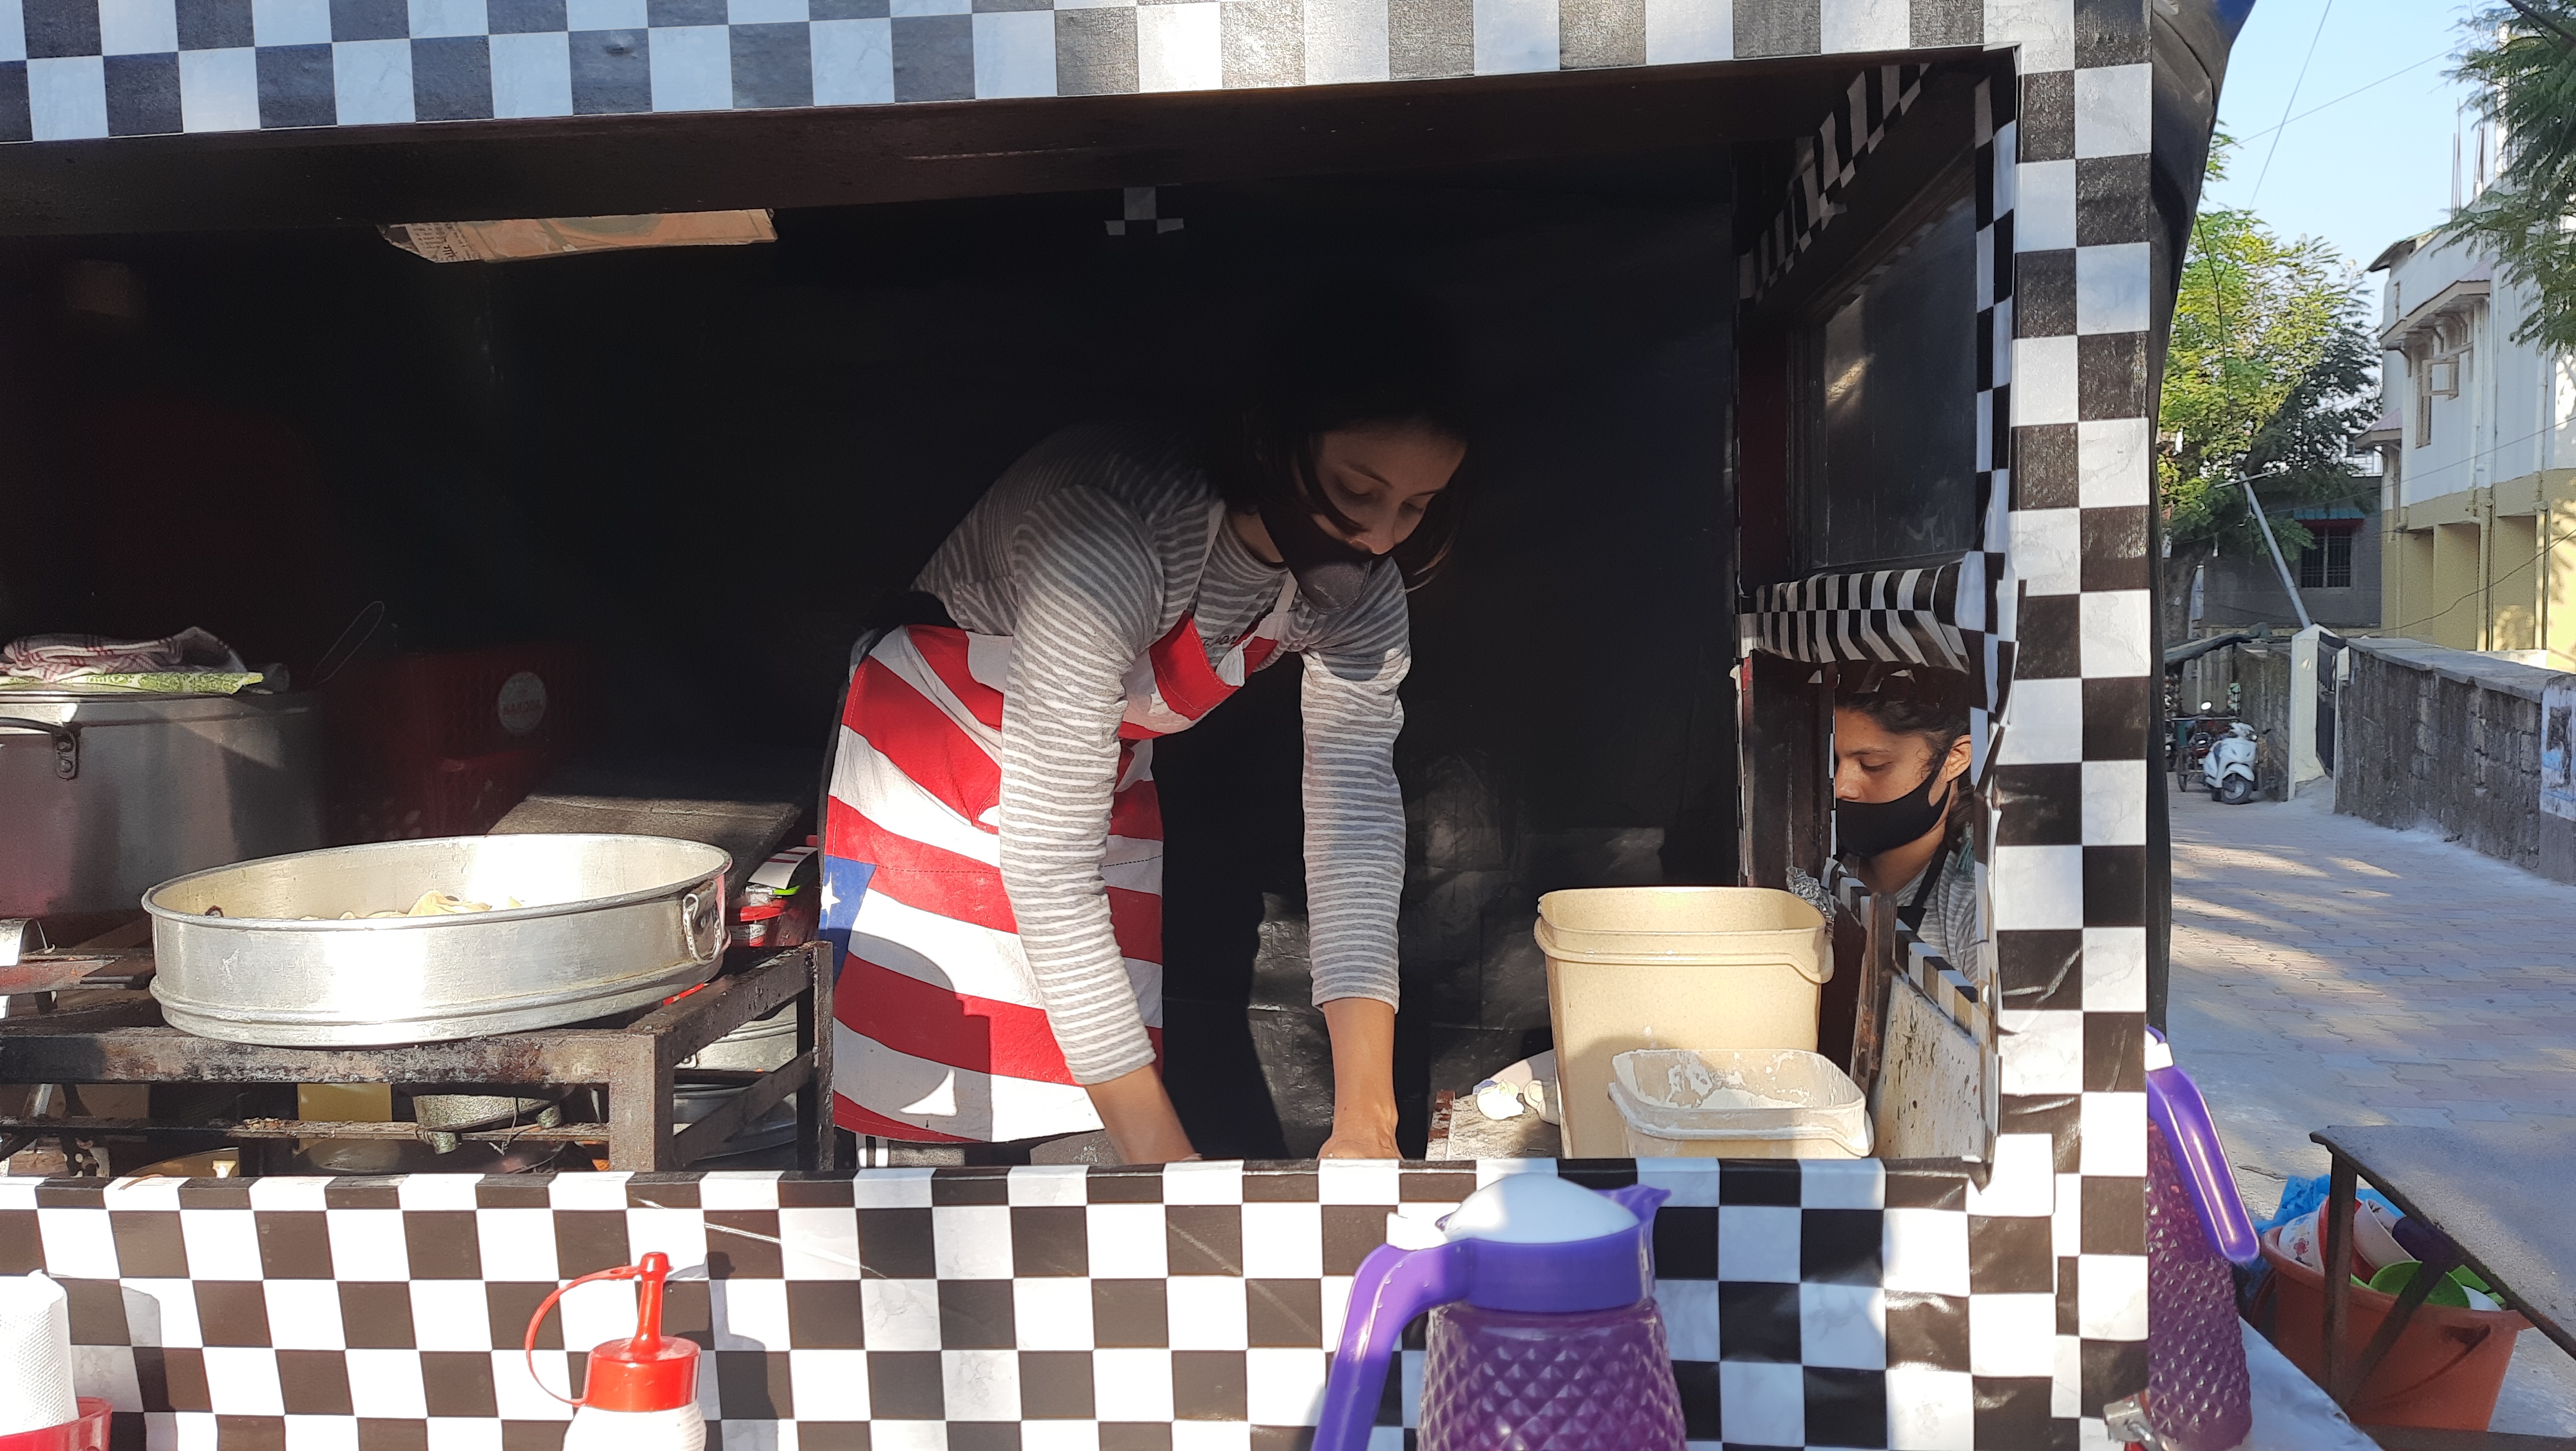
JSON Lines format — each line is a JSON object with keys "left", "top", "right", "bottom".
{"left": 0, "top": 47, "right": 1974, "bottom": 235}
{"left": 0, "top": 2, "right": 1991, "bottom": 153}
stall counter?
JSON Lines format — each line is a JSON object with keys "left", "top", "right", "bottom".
{"left": 7, "top": 1157, "right": 2031, "bottom": 1447}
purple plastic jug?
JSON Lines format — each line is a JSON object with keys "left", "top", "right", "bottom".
{"left": 1313, "top": 1175, "right": 1687, "bottom": 1451}
{"left": 2127, "top": 1027, "right": 2261, "bottom": 1451}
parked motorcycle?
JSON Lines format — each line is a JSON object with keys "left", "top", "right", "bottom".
{"left": 2203, "top": 722, "right": 2259, "bottom": 805}
{"left": 2169, "top": 714, "right": 2236, "bottom": 792}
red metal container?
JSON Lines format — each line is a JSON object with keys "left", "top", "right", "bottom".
{"left": 325, "top": 644, "right": 591, "bottom": 841}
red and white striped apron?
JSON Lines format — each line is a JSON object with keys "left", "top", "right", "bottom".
{"left": 822, "top": 556, "right": 1298, "bottom": 1143}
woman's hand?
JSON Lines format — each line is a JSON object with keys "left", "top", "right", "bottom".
{"left": 1318, "top": 997, "right": 1401, "bottom": 1159}
{"left": 1084, "top": 1065, "right": 1198, "bottom": 1163}
{"left": 1319, "top": 1121, "right": 1400, "bottom": 1158}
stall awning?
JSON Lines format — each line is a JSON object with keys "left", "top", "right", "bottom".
{"left": 1743, "top": 559, "right": 1968, "bottom": 673}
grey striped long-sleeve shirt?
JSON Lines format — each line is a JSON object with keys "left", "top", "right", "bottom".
{"left": 915, "top": 424, "right": 1410, "bottom": 1085}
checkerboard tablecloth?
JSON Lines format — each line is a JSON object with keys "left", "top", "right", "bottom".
{"left": 0, "top": 1155, "right": 2078, "bottom": 1450}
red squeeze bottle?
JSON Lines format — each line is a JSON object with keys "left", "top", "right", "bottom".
{"left": 525, "top": 1252, "right": 704, "bottom": 1450}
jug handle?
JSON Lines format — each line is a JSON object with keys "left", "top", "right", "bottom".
{"left": 1313, "top": 1240, "right": 1465, "bottom": 1451}
{"left": 2145, "top": 1027, "right": 2260, "bottom": 1265}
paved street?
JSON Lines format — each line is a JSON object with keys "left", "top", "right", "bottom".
{"left": 2167, "top": 782, "right": 2576, "bottom": 1435}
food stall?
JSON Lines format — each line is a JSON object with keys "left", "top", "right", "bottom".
{"left": 0, "top": 0, "right": 2249, "bottom": 1444}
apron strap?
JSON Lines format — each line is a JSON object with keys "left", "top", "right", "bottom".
{"left": 1896, "top": 814, "right": 1965, "bottom": 932}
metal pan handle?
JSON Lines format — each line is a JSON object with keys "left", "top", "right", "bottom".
{"left": 680, "top": 890, "right": 722, "bottom": 965}
{"left": 0, "top": 718, "right": 79, "bottom": 780}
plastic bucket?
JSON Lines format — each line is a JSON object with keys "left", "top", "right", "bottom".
{"left": 1607, "top": 1048, "right": 1870, "bottom": 1159}
{"left": 2252, "top": 1226, "right": 2526, "bottom": 1430}
{"left": 1535, "top": 888, "right": 1829, "bottom": 1156}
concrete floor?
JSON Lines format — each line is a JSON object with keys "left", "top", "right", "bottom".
{"left": 2167, "top": 780, "right": 2576, "bottom": 1436}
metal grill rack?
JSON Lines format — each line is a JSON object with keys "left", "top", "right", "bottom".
{"left": 0, "top": 942, "right": 836, "bottom": 1174}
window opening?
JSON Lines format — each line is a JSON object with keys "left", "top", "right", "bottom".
{"left": 2298, "top": 528, "right": 2354, "bottom": 590}
{"left": 1789, "top": 182, "right": 1978, "bottom": 572}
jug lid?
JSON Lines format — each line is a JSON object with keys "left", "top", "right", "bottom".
{"left": 1442, "top": 1174, "right": 1638, "bottom": 1244}
{"left": 1433, "top": 1177, "right": 1666, "bottom": 1313}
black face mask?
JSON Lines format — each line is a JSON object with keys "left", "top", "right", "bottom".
{"left": 1836, "top": 765, "right": 1954, "bottom": 860}
{"left": 1258, "top": 495, "right": 1383, "bottom": 612}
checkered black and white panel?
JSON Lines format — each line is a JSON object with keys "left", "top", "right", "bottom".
{"left": 1724, "top": 4, "right": 2156, "bottom": 1434}
{"left": 1823, "top": 864, "right": 1988, "bottom": 1055}
{"left": 1964, "top": 73, "right": 2016, "bottom": 789}
{"left": 1739, "top": 62, "right": 1929, "bottom": 304}
{"left": 1978, "top": 4, "right": 2157, "bottom": 1441}
{"left": 0, "top": 0, "right": 1998, "bottom": 143}
{"left": 1743, "top": 562, "right": 1969, "bottom": 674}
{"left": 0, "top": 1159, "right": 2071, "bottom": 1450}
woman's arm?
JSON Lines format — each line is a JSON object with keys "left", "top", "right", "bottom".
{"left": 1318, "top": 998, "right": 1398, "bottom": 1158}
{"left": 996, "top": 486, "right": 1195, "bottom": 1159}
{"left": 1298, "top": 573, "right": 1412, "bottom": 1158}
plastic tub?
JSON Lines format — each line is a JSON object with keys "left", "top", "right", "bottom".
{"left": 1607, "top": 1049, "right": 1871, "bottom": 1159}
{"left": 1535, "top": 888, "right": 1829, "bottom": 1156}
{"left": 2251, "top": 1226, "right": 2526, "bottom": 1430}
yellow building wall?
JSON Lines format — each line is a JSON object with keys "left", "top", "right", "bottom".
{"left": 2383, "top": 472, "right": 2576, "bottom": 658}
{"left": 2393, "top": 525, "right": 2437, "bottom": 642}
{"left": 2431, "top": 521, "right": 2485, "bottom": 649}
{"left": 2549, "top": 491, "right": 2576, "bottom": 670}
{"left": 2493, "top": 513, "right": 2540, "bottom": 651}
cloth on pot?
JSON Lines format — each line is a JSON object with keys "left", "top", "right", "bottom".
{"left": 0, "top": 629, "right": 260, "bottom": 693}
{"left": 2255, "top": 1172, "right": 2401, "bottom": 1236}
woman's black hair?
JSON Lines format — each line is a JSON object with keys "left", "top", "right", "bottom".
{"left": 1205, "top": 287, "right": 1471, "bottom": 587}
{"left": 1836, "top": 665, "right": 1974, "bottom": 756}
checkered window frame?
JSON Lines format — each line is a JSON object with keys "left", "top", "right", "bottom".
{"left": 1739, "top": 62, "right": 1930, "bottom": 306}
{"left": 1743, "top": 561, "right": 1970, "bottom": 675}
{"left": 1732, "top": 9, "right": 2158, "bottom": 1438}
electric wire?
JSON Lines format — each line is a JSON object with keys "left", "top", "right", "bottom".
{"left": 2227, "top": 50, "right": 2451, "bottom": 149}
{"left": 2252, "top": 0, "right": 2340, "bottom": 204}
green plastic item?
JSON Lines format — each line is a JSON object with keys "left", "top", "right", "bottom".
{"left": 2363, "top": 1260, "right": 2481, "bottom": 1309}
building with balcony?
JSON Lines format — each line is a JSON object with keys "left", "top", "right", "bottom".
{"left": 2370, "top": 230, "right": 2576, "bottom": 665}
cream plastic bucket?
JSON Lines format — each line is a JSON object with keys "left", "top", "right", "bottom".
{"left": 1607, "top": 1048, "right": 1871, "bottom": 1159}
{"left": 1535, "top": 887, "right": 1830, "bottom": 1156}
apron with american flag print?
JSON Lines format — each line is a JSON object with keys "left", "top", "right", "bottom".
{"left": 820, "top": 539, "right": 1299, "bottom": 1143}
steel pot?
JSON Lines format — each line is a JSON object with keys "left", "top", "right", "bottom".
{"left": 144, "top": 834, "right": 730, "bottom": 1045}
{"left": 0, "top": 689, "right": 325, "bottom": 921}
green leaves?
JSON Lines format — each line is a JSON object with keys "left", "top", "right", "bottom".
{"left": 2451, "top": 2, "right": 2576, "bottom": 351}
{"left": 2159, "top": 139, "right": 2377, "bottom": 567}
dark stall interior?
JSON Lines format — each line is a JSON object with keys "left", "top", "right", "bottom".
{"left": 0, "top": 54, "right": 1986, "bottom": 1157}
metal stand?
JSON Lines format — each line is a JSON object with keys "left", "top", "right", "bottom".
{"left": 1, "top": 942, "right": 837, "bottom": 1173}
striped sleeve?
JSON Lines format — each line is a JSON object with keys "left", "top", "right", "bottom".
{"left": 1295, "top": 571, "right": 1411, "bottom": 1010}
{"left": 993, "top": 485, "right": 1165, "bottom": 1085}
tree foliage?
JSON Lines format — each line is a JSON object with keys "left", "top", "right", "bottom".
{"left": 2452, "top": 2, "right": 2576, "bottom": 351}
{"left": 2158, "top": 142, "right": 2378, "bottom": 637}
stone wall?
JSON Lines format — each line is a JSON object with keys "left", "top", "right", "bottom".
{"left": 2237, "top": 645, "right": 2295, "bottom": 796}
{"left": 2336, "top": 639, "right": 2576, "bottom": 883}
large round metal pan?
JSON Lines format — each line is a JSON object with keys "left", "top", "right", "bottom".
{"left": 144, "top": 834, "right": 730, "bottom": 1046}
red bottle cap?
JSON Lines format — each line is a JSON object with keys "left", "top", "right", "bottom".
{"left": 0, "top": 1399, "right": 111, "bottom": 1451}
{"left": 578, "top": 1253, "right": 699, "bottom": 1413}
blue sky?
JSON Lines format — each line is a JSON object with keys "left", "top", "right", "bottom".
{"left": 2201, "top": 0, "right": 2485, "bottom": 277}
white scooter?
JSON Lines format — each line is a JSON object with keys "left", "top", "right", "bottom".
{"left": 2202, "top": 722, "right": 2259, "bottom": 805}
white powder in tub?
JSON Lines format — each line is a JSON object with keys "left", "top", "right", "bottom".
{"left": 1652, "top": 1055, "right": 1809, "bottom": 1110}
